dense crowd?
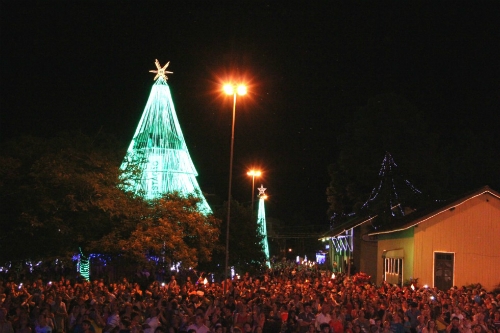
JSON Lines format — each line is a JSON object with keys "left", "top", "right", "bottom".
{"left": 1, "top": 263, "right": 499, "bottom": 333}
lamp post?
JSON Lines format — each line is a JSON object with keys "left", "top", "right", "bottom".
{"left": 247, "top": 169, "right": 261, "bottom": 213}
{"left": 223, "top": 83, "right": 247, "bottom": 294}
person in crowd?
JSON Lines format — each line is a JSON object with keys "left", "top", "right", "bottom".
{"left": 402, "top": 315, "right": 413, "bottom": 333}
{"left": 315, "top": 304, "right": 331, "bottom": 332}
{"left": 52, "top": 296, "right": 67, "bottom": 333}
{"left": 233, "top": 304, "right": 250, "bottom": 329}
{"left": 1, "top": 308, "right": 15, "bottom": 333}
{"left": 241, "top": 322, "right": 252, "bottom": 333}
{"left": 16, "top": 316, "right": 32, "bottom": 333}
{"left": 390, "top": 313, "right": 405, "bottom": 333}
{"left": 67, "top": 306, "right": 80, "bottom": 333}
{"left": 81, "top": 320, "right": 93, "bottom": 333}
{"left": 407, "top": 303, "right": 422, "bottom": 333}
{"left": 212, "top": 323, "right": 223, "bottom": 333}
{"left": 320, "top": 322, "right": 330, "bottom": 333}
{"left": 284, "top": 309, "right": 298, "bottom": 333}
{"left": 104, "top": 307, "right": 120, "bottom": 333}
{"left": 447, "top": 317, "right": 464, "bottom": 333}
{"left": 354, "top": 309, "right": 371, "bottom": 332}
{"left": 329, "top": 310, "right": 343, "bottom": 333}
{"left": 491, "top": 311, "right": 500, "bottom": 330}
{"left": 142, "top": 308, "right": 161, "bottom": 333}
{"left": 423, "top": 320, "right": 439, "bottom": 333}
{"left": 34, "top": 315, "right": 52, "bottom": 333}
{"left": 416, "top": 315, "right": 428, "bottom": 333}
{"left": 306, "top": 323, "right": 316, "bottom": 333}
{"left": 298, "top": 303, "right": 315, "bottom": 333}
{"left": 186, "top": 314, "right": 208, "bottom": 333}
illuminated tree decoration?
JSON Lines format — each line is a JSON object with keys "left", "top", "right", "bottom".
{"left": 360, "top": 151, "right": 422, "bottom": 218}
{"left": 257, "top": 185, "right": 271, "bottom": 268}
{"left": 149, "top": 59, "right": 173, "bottom": 81}
{"left": 121, "top": 60, "right": 212, "bottom": 214}
{"left": 77, "top": 249, "right": 90, "bottom": 280}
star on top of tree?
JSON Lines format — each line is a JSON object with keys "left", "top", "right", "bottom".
{"left": 257, "top": 184, "right": 267, "bottom": 196}
{"left": 149, "top": 59, "right": 173, "bottom": 81}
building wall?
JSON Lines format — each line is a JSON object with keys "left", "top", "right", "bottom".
{"left": 352, "top": 226, "right": 363, "bottom": 276}
{"left": 376, "top": 229, "right": 414, "bottom": 286}
{"left": 413, "top": 193, "right": 500, "bottom": 291}
{"left": 359, "top": 224, "right": 378, "bottom": 282}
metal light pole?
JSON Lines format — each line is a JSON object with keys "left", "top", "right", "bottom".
{"left": 223, "top": 83, "right": 246, "bottom": 294}
{"left": 247, "top": 169, "right": 261, "bottom": 213}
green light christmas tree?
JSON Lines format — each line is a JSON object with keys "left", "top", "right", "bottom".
{"left": 257, "top": 185, "right": 271, "bottom": 267}
{"left": 120, "top": 60, "right": 212, "bottom": 214}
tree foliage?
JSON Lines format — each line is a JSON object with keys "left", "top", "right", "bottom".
{"left": 203, "top": 200, "right": 267, "bottom": 276}
{"left": 0, "top": 132, "right": 221, "bottom": 270}
{"left": 0, "top": 132, "right": 129, "bottom": 261}
{"left": 93, "top": 193, "right": 220, "bottom": 268}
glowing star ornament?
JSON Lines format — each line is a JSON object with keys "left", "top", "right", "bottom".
{"left": 257, "top": 184, "right": 267, "bottom": 196}
{"left": 149, "top": 59, "right": 173, "bottom": 81}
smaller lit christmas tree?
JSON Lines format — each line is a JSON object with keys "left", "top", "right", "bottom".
{"left": 77, "top": 248, "right": 90, "bottom": 281}
{"left": 257, "top": 185, "right": 271, "bottom": 268}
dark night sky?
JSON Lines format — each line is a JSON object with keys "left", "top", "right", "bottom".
{"left": 1, "top": 1, "right": 499, "bottom": 225}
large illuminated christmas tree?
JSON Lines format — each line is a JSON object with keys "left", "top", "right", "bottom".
{"left": 257, "top": 185, "right": 271, "bottom": 267}
{"left": 120, "top": 60, "right": 212, "bottom": 214}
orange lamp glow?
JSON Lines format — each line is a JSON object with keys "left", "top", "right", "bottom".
{"left": 224, "top": 83, "right": 247, "bottom": 96}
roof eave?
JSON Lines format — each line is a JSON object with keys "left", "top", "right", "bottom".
{"left": 367, "top": 186, "right": 500, "bottom": 237}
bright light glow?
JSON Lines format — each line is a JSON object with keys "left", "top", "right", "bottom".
{"left": 331, "top": 273, "right": 336, "bottom": 279}
{"left": 203, "top": 278, "right": 208, "bottom": 285}
{"left": 424, "top": 284, "right": 428, "bottom": 288}
{"left": 247, "top": 169, "right": 262, "bottom": 177}
{"left": 223, "top": 84, "right": 234, "bottom": 95}
{"left": 223, "top": 83, "right": 247, "bottom": 95}
{"left": 237, "top": 85, "right": 247, "bottom": 95}
{"left": 316, "top": 252, "right": 326, "bottom": 264}
{"left": 411, "top": 284, "right": 415, "bottom": 290}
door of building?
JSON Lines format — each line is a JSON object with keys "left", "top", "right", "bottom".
{"left": 434, "top": 252, "right": 454, "bottom": 290}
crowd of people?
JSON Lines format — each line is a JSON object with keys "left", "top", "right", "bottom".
{"left": 1, "top": 263, "right": 499, "bottom": 333}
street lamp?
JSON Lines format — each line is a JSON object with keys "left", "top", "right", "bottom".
{"left": 224, "top": 83, "right": 247, "bottom": 293}
{"left": 247, "top": 169, "right": 261, "bottom": 213}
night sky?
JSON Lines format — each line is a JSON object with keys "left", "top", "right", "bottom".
{"left": 2, "top": 2, "right": 499, "bottom": 225}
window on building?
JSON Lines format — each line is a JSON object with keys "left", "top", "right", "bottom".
{"left": 384, "top": 257, "right": 403, "bottom": 285}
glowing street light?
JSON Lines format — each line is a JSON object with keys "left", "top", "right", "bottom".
{"left": 224, "top": 84, "right": 247, "bottom": 96}
{"left": 247, "top": 169, "right": 262, "bottom": 213}
{"left": 224, "top": 82, "right": 247, "bottom": 294}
